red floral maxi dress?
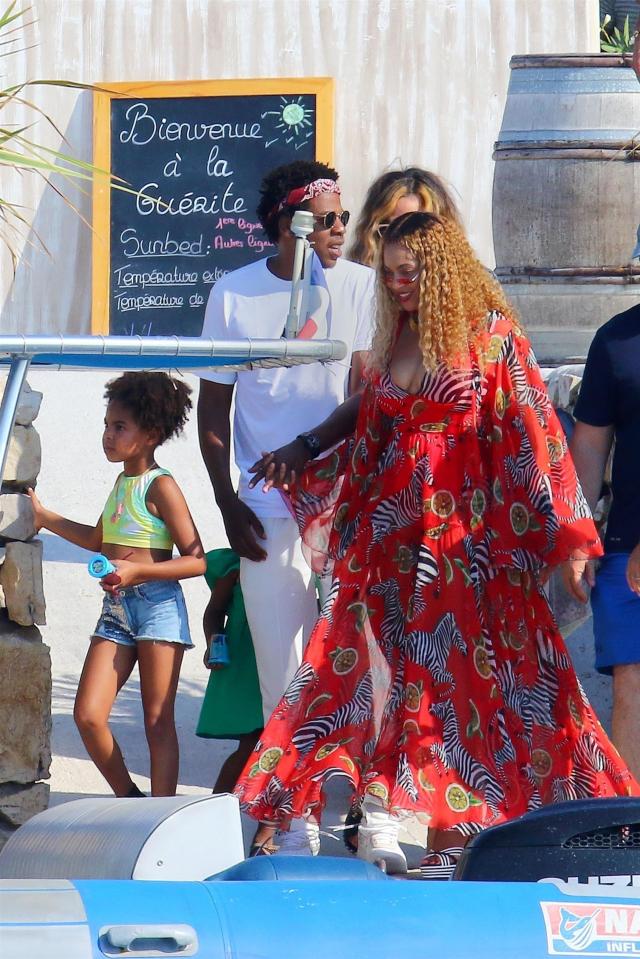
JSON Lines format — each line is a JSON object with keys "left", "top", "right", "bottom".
{"left": 235, "top": 313, "right": 638, "bottom": 832}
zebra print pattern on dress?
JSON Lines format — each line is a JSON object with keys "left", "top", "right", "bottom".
{"left": 376, "top": 420, "right": 406, "bottom": 473}
{"left": 420, "top": 365, "right": 479, "bottom": 410}
{"left": 369, "top": 456, "right": 433, "bottom": 547}
{"left": 411, "top": 543, "right": 439, "bottom": 616}
{"left": 406, "top": 613, "right": 467, "bottom": 686}
{"left": 395, "top": 751, "right": 419, "bottom": 802}
{"left": 430, "top": 699, "right": 505, "bottom": 813}
{"left": 550, "top": 729, "right": 624, "bottom": 804}
{"left": 319, "top": 579, "right": 340, "bottom": 623}
{"left": 291, "top": 672, "right": 373, "bottom": 756}
{"left": 370, "top": 578, "right": 405, "bottom": 650}
{"left": 280, "top": 662, "right": 317, "bottom": 708}
{"left": 252, "top": 775, "right": 294, "bottom": 817}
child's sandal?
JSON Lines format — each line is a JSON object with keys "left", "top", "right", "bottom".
{"left": 248, "top": 837, "right": 279, "bottom": 857}
{"left": 419, "top": 846, "right": 464, "bottom": 881}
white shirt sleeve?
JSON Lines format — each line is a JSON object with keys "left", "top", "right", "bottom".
{"left": 352, "top": 267, "right": 376, "bottom": 353}
{"left": 198, "top": 280, "right": 237, "bottom": 385}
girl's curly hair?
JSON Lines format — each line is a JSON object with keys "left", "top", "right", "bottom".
{"left": 104, "top": 372, "right": 192, "bottom": 444}
{"left": 369, "top": 211, "right": 515, "bottom": 373}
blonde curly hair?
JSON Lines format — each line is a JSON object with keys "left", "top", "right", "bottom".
{"left": 369, "top": 212, "right": 515, "bottom": 373}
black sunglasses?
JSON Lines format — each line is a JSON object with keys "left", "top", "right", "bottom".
{"left": 312, "top": 210, "right": 351, "bottom": 230}
{"left": 375, "top": 222, "right": 390, "bottom": 238}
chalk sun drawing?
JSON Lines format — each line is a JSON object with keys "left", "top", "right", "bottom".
{"left": 261, "top": 97, "right": 314, "bottom": 150}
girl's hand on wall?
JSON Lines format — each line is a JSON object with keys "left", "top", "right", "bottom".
{"left": 26, "top": 487, "right": 46, "bottom": 532}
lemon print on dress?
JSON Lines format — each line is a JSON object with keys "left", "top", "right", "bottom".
{"left": 510, "top": 502, "right": 530, "bottom": 536}
{"left": 485, "top": 334, "right": 505, "bottom": 363}
{"left": 258, "top": 747, "right": 283, "bottom": 773}
{"left": 432, "top": 490, "right": 455, "bottom": 518}
{"left": 531, "top": 748, "right": 552, "bottom": 778}
{"left": 305, "top": 692, "right": 332, "bottom": 717}
{"left": 406, "top": 681, "right": 423, "bottom": 712}
{"left": 330, "top": 646, "right": 358, "bottom": 675}
{"left": 473, "top": 645, "right": 492, "bottom": 679}
{"left": 466, "top": 700, "right": 482, "bottom": 738}
{"left": 445, "top": 783, "right": 470, "bottom": 812}
{"left": 494, "top": 388, "right": 508, "bottom": 419}
{"left": 546, "top": 434, "right": 564, "bottom": 464}
{"left": 471, "top": 488, "right": 487, "bottom": 517}
{"left": 365, "top": 782, "right": 389, "bottom": 803}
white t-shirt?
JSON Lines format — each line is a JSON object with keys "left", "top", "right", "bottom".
{"left": 199, "top": 256, "right": 375, "bottom": 518}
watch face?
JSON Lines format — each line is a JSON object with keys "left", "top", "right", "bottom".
{"left": 300, "top": 432, "right": 320, "bottom": 455}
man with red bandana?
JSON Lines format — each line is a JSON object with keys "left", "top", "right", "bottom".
{"left": 197, "top": 161, "right": 375, "bottom": 852}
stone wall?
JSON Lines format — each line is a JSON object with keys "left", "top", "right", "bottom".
{"left": 0, "top": 377, "right": 49, "bottom": 848}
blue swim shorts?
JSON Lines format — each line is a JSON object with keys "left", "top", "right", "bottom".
{"left": 591, "top": 553, "right": 640, "bottom": 675}
{"left": 93, "top": 580, "right": 193, "bottom": 648}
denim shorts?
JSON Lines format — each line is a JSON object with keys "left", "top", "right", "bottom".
{"left": 591, "top": 553, "right": 640, "bottom": 674}
{"left": 93, "top": 580, "right": 193, "bottom": 648}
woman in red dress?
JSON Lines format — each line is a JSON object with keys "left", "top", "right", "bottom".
{"left": 236, "top": 212, "right": 637, "bottom": 877}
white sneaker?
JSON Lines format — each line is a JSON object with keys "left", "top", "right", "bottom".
{"left": 356, "top": 798, "right": 407, "bottom": 875}
{"left": 275, "top": 818, "right": 320, "bottom": 856}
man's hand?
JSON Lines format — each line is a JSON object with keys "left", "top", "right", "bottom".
{"left": 561, "top": 557, "right": 596, "bottom": 603}
{"left": 221, "top": 496, "right": 267, "bottom": 561}
{"left": 626, "top": 544, "right": 640, "bottom": 595}
{"left": 248, "top": 439, "right": 309, "bottom": 492}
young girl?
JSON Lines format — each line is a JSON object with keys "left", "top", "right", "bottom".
{"left": 196, "top": 548, "right": 263, "bottom": 793}
{"left": 28, "top": 371, "right": 206, "bottom": 798}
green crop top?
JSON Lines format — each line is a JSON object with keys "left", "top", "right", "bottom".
{"left": 102, "top": 467, "right": 173, "bottom": 550}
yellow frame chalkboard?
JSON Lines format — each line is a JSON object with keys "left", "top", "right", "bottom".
{"left": 92, "top": 77, "right": 334, "bottom": 334}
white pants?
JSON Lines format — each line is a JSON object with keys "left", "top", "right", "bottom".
{"left": 240, "top": 515, "right": 318, "bottom": 723}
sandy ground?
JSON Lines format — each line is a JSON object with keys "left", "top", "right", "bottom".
{"left": 29, "top": 368, "right": 612, "bottom": 863}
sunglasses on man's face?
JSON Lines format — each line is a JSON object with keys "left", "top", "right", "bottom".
{"left": 312, "top": 210, "right": 351, "bottom": 231}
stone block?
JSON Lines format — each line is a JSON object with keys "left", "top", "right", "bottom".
{"left": 0, "top": 781, "right": 49, "bottom": 827}
{"left": 0, "top": 540, "right": 46, "bottom": 626}
{"left": 0, "top": 614, "right": 51, "bottom": 783}
{"left": 0, "top": 377, "right": 43, "bottom": 428}
{"left": 2, "top": 425, "right": 41, "bottom": 488}
{"left": 0, "top": 493, "right": 36, "bottom": 541}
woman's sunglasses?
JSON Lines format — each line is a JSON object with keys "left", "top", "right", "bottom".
{"left": 312, "top": 210, "right": 351, "bottom": 230}
{"left": 382, "top": 269, "right": 421, "bottom": 287}
{"left": 376, "top": 223, "right": 390, "bottom": 238}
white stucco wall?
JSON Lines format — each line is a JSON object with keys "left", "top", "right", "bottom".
{"left": 0, "top": 0, "right": 598, "bottom": 333}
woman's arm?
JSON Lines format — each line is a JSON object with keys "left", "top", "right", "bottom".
{"left": 248, "top": 391, "right": 363, "bottom": 492}
{"left": 27, "top": 488, "right": 103, "bottom": 552}
{"left": 110, "top": 477, "right": 206, "bottom": 588}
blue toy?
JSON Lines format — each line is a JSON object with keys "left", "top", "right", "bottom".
{"left": 87, "top": 554, "right": 117, "bottom": 578}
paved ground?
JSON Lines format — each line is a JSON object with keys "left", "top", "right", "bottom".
{"left": 29, "top": 369, "right": 613, "bottom": 863}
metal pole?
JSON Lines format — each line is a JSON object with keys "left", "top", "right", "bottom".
{"left": 0, "top": 355, "right": 31, "bottom": 488}
{"left": 297, "top": 244, "right": 314, "bottom": 336}
{"left": 284, "top": 235, "right": 308, "bottom": 338}
{"left": 284, "top": 211, "right": 316, "bottom": 339}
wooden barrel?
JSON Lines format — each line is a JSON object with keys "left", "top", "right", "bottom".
{"left": 493, "top": 54, "right": 640, "bottom": 364}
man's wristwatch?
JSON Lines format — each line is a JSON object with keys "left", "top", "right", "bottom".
{"left": 297, "top": 431, "right": 322, "bottom": 459}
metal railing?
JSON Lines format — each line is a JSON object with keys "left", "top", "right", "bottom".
{"left": 0, "top": 333, "right": 347, "bottom": 483}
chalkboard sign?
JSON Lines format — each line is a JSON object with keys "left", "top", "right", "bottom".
{"left": 92, "top": 79, "right": 334, "bottom": 335}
